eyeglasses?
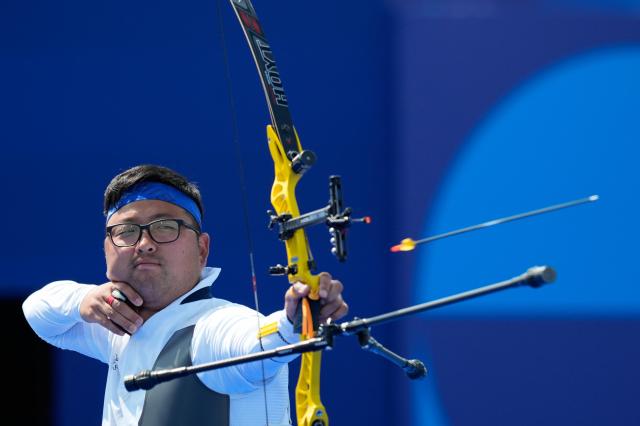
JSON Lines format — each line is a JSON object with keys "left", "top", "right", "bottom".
{"left": 106, "top": 218, "right": 200, "bottom": 247}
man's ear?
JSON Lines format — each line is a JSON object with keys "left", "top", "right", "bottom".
{"left": 198, "top": 232, "right": 210, "bottom": 267}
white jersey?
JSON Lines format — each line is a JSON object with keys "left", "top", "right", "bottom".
{"left": 23, "top": 267, "right": 298, "bottom": 425}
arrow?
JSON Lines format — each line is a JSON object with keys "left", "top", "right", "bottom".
{"left": 391, "top": 195, "right": 599, "bottom": 252}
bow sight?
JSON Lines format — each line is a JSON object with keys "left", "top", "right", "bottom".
{"left": 267, "top": 174, "right": 371, "bottom": 276}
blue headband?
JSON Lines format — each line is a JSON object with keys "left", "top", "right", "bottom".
{"left": 106, "top": 182, "right": 202, "bottom": 227}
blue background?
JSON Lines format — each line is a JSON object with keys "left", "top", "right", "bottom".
{"left": 2, "top": 0, "right": 639, "bottom": 424}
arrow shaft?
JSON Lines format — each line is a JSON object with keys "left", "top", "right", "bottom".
{"left": 415, "top": 195, "right": 598, "bottom": 245}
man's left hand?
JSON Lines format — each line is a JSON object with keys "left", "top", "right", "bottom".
{"left": 284, "top": 272, "right": 348, "bottom": 325}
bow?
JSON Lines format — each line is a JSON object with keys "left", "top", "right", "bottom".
{"left": 227, "top": 1, "right": 359, "bottom": 424}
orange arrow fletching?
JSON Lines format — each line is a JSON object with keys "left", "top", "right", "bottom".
{"left": 390, "top": 238, "right": 416, "bottom": 252}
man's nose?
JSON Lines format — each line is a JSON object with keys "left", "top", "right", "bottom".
{"left": 137, "top": 229, "right": 157, "bottom": 253}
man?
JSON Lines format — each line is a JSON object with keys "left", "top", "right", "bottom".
{"left": 23, "top": 164, "right": 348, "bottom": 426}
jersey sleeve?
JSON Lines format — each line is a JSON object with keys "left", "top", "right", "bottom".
{"left": 22, "top": 280, "right": 112, "bottom": 363}
{"left": 192, "top": 304, "right": 300, "bottom": 394}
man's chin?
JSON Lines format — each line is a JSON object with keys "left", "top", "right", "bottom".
{"left": 131, "top": 268, "right": 161, "bottom": 280}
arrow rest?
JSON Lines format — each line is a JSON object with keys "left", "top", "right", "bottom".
{"left": 267, "top": 263, "right": 298, "bottom": 276}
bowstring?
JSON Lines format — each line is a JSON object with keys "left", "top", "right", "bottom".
{"left": 215, "top": 0, "right": 270, "bottom": 423}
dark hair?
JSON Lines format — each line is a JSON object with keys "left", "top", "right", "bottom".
{"left": 103, "top": 165, "right": 204, "bottom": 227}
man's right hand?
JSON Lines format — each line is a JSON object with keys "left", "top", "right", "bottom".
{"left": 79, "top": 283, "right": 144, "bottom": 336}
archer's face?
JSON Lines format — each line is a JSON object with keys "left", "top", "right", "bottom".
{"left": 104, "top": 200, "right": 209, "bottom": 311}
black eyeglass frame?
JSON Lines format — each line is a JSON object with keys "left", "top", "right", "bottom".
{"left": 106, "top": 218, "right": 201, "bottom": 247}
